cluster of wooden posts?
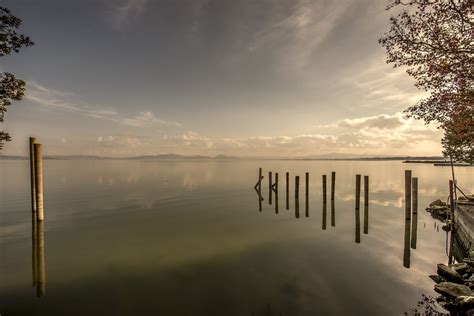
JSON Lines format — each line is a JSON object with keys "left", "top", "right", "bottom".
{"left": 254, "top": 168, "right": 371, "bottom": 237}
{"left": 29, "top": 137, "right": 45, "bottom": 297}
{"left": 403, "top": 170, "right": 419, "bottom": 269}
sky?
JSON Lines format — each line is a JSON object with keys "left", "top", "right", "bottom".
{"left": 0, "top": 0, "right": 443, "bottom": 157}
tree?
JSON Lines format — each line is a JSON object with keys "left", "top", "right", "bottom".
{"left": 0, "top": 7, "right": 33, "bottom": 150}
{"left": 379, "top": 0, "right": 473, "bottom": 162}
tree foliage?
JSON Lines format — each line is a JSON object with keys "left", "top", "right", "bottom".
{"left": 0, "top": 7, "right": 33, "bottom": 150}
{"left": 379, "top": 0, "right": 473, "bottom": 163}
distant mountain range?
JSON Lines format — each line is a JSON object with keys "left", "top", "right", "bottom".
{"left": 0, "top": 153, "right": 445, "bottom": 161}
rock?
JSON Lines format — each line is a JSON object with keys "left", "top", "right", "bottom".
{"left": 430, "top": 199, "right": 447, "bottom": 207}
{"left": 468, "top": 309, "right": 474, "bottom": 316}
{"left": 456, "top": 296, "right": 474, "bottom": 309}
{"left": 438, "top": 264, "right": 464, "bottom": 283}
{"left": 435, "top": 282, "right": 473, "bottom": 298}
{"left": 430, "top": 274, "right": 445, "bottom": 283}
{"left": 451, "top": 262, "right": 470, "bottom": 275}
{"left": 469, "top": 275, "right": 474, "bottom": 283}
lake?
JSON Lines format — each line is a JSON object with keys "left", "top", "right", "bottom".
{"left": 1, "top": 159, "right": 473, "bottom": 315}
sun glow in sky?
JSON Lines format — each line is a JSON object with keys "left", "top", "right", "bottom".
{"left": 1, "top": 0, "right": 443, "bottom": 157}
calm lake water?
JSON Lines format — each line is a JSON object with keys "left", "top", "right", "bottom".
{"left": 1, "top": 159, "right": 473, "bottom": 315}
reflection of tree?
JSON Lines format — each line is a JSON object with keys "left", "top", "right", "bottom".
{"left": 405, "top": 294, "right": 446, "bottom": 315}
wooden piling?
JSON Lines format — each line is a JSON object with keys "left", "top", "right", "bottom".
{"left": 322, "top": 175, "right": 327, "bottom": 204}
{"left": 274, "top": 173, "right": 279, "bottom": 213}
{"left": 363, "top": 175, "right": 369, "bottom": 234}
{"left": 355, "top": 175, "right": 361, "bottom": 210}
{"left": 330, "top": 171, "right": 336, "bottom": 201}
{"left": 34, "top": 144, "right": 44, "bottom": 221}
{"left": 258, "top": 168, "right": 262, "bottom": 192}
{"left": 286, "top": 172, "right": 289, "bottom": 210}
{"left": 305, "top": 172, "right": 309, "bottom": 217}
{"left": 29, "top": 137, "right": 37, "bottom": 212}
{"left": 411, "top": 177, "right": 418, "bottom": 249}
{"left": 449, "top": 180, "right": 455, "bottom": 220}
{"left": 405, "top": 170, "right": 412, "bottom": 220}
{"left": 295, "top": 176, "right": 300, "bottom": 218}
{"left": 36, "top": 221, "right": 45, "bottom": 297}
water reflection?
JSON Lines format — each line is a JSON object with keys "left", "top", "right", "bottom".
{"left": 32, "top": 216, "right": 46, "bottom": 297}
{"left": 322, "top": 201, "right": 327, "bottom": 230}
{"left": 330, "top": 200, "right": 335, "bottom": 227}
{"left": 363, "top": 176, "right": 369, "bottom": 235}
{"left": 403, "top": 219, "right": 411, "bottom": 268}
{"left": 295, "top": 176, "right": 300, "bottom": 219}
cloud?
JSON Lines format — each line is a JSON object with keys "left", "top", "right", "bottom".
{"left": 97, "top": 135, "right": 146, "bottom": 148}
{"left": 105, "top": 0, "right": 148, "bottom": 30}
{"left": 330, "top": 113, "right": 404, "bottom": 129}
{"left": 25, "top": 81, "right": 180, "bottom": 129}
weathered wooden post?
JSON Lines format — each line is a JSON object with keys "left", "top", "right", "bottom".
{"left": 29, "top": 137, "right": 37, "bottom": 212}
{"left": 411, "top": 177, "right": 418, "bottom": 249}
{"left": 305, "top": 172, "right": 309, "bottom": 217}
{"left": 449, "top": 180, "right": 455, "bottom": 220}
{"left": 258, "top": 168, "right": 262, "bottom": 192}
{"left": 36, "top": 221, "right": 45, "bottom": 297}
{"left": 355, "top": 174, "right": 361, "bottom": 243}
{"left": 34, "top": 144, "right": 44, "bottom": 221}
{"left": 363, "top": 175, "right": 369, "bottom": 234}
{"left": 268, "top": 171, "right": 272, "bottom": 205}
{"left": 331, "top": 171, "right": 336, "bottom": 201}
{"left": 274, "top": 173, "right": 279, "bottom": 213}
{"left": 355, "top": 174, "right": 361, "bottom": 210}
{"left": 405, "top": 170, "right": 412, "bottom": 220}
{"left": 322, "top": 175, "right": 327, "bottom": 204}
{"left": 295, "top": 176, "right": 300, "bottom": 218}
{"left": 286, "top": 172, "right": 289, "bottom": 210}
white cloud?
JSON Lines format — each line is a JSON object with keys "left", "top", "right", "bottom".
{"left": 25, "top": 82, "right": 180, "bottom": 129}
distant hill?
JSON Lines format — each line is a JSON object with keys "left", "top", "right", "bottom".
{"left": 0, "top": 153, "right": 444, "bottom": 161}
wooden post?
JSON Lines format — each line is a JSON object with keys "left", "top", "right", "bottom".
{"left": 286, "top": 172, "right": 289, "bottom": 210}
{"left": 322, "top": 175, "right": 327, "bottom": 204}
{"left": 258, "top": 168, "right": 262, "bottom": 192}
{"left": 30, "top": 137, "right": 37, "bottom": 212}
{"left": 355, "top": 207, "right": 360, "bottom": 243}
{"left": 363, "top": 175, "right": 369, "bottom": 234}
{"left": 274, "top": 173, "right": 279, "bottom": 213}
{"left": 331, "top": 171, "right": 336, "bottom": 201}
{"left": 405, "top": 170, "right": 412, "bottom": 220}
{"left": 449, "top": 180, "right": 455, "bottom": 220}
{"left": 34, "top": 144, "right": 44, "bottom": 221}
{"left": 305, "top": 172, "right": 309, "bottom": 217}
{"left": 36, "top": 221, "right": 45, "bottom": 297}
{"left": 411, "top": 178, "right": 418, "bottom": 249}
{"left": 295, "top": 176, "right": 300, "bottom": 218}
{"left": 355, "top": 175, "right": 361, "bottom": 210}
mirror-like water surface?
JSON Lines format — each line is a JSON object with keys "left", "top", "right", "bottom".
{"left": 1, "top": 160, "right": 473, "bottom": 315}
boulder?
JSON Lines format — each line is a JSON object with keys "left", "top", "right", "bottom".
{"left": 456, "top": 296, "right": 474, "bottom": 309}
{"left": 438, "top": 264, "right": 463, "bottom": 283}
{"left": 430, "top": 199, "right": 447, "bottom": 207}
{"left": 430, "top": 274, "right": 445, "bottom": 284}
{"left": 451, "top": 262, "right": 470, "bottom": 275}
{"left": 435, "top": 282, "right": 473, "bottom": 298}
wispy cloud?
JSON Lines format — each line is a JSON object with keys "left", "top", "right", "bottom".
{"left": 105, "top": 0, "right": 148, "bottom": 30}
{"left": 25, "top": 81, "right": 180, "bottom": 129}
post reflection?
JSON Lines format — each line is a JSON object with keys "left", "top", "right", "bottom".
{"left": 254, "top": 186, "right": 264, "bottom": 212}
{"left": 322, "top": 201, "right": 327, "bottom": 230}
{"left": 355, "top": 207, "right": 360, "bottom": 243}
{"left": 403, "top": 218, "right": 411, "bottom": 268}
{"left": 32, "top": 217, "right": 46, "bottom": 297}
{"left": 331, "top": 200, "right": 336, "bottom": 227}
